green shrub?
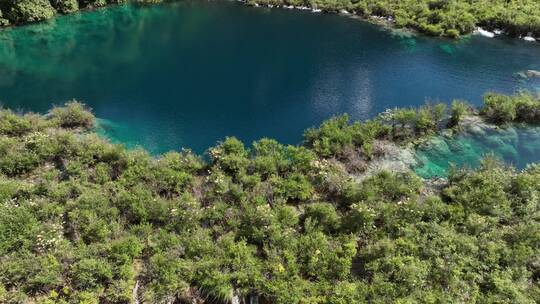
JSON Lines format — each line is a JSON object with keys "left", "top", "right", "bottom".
{"left": 209, "top": 137, "right": 249, "bottom": 176}
{"left": 0, "top": 110, "right": 34, "bottom": 136}
{"left": 5, "top": 0, "right": 56, "bottom": 23}
{"left": 0, "top": 9, "right": 9, "bottom": 26}
{"left": 70, "top": 258, "right": 113, "bottom": 290}
{"left": 304, "top": 115, "right": 354, "bottom": 157}
{"left": 481, "top": 93, "right": 517, "bottom": 124}
{"left": 304, "top": 202, "right": 340, "bottom": 233}
{"left": 0, "top": 97, "right": 538, "bottom": 302}
{"left": 0, "top": 204, "right": 39, "bottom": 255}
{"left": 419, "top": 22, "right": 444, "bottom": 36}
{"left": 449, "top": 99, "right": 471, "bottom": 127}
{"left": 50, "top": 0, "right": 78, "bottom": 13}
{"left": 49, "top": 101, "right": 95, "bottom": 129}
{"left": 445, "top": 28, "right": 460, "bottom": 38}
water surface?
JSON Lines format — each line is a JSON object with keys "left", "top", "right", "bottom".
{"left": 414, "top": 125, "right": 540, "bottom": 178}
{"left": 0, "top": 1, "right": 539, "bottom": 153}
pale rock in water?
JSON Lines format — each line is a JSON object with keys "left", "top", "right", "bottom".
{"left": 526, "top": 70, "right": 540, "bottom": 77}
{"left": 474, "top": 27, "right": 495, "bottom": 38}
{"left": 523, "top": 33, "right": 537, "bottom": 42}
{"left": 516, "top": 69, "right": 540, "bottom": 79}
{"left": 354, "top": 140, "right": 418, "bottom": 182}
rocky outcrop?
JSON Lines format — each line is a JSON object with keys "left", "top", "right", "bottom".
{"left": 353, "top": 140, "right": 418, "bottom": 181}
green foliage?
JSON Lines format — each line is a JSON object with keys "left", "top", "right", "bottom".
{"left": 482, "top": 93, "right": 518, "bottom": 124}
{"left": 304, "top": 114, "right": 389, "bottom": 158}
{"left": 248, "top": 0, "right": 540, "bottom": 37}
{"left": 303, "top": 202, "right": 340, "bottom": 232}
{"left": 304, "top": 115, "right": 355, "bottom": 157}
{"left": 70, "top": 258, "right": 113, "bottom": 290}
{"left": 50, "top": 0, "right": 78, "bottom": 13}
{"left": 0, "top": 101, "right": 538, "bottom": 303}
{"left": 449, "top": 99, "right": 471, "bottom": 127}
{"left": 49, "top": 100, "right": 95, "bottom": 129}
{"left": 4, "top": 0, "right": 56, "bottom": 23}
{"left": 444, "top": 156, "right": 512, "bottom": 217}
{"left": 388, "top": 103, "right": 447, "bottom": 138}
{"left": 480, "top": 92, "right": 540, "bottom": 125}
{"left": 0, "top": 202, "right": 39, "bottom": 255}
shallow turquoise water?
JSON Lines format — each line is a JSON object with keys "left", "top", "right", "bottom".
{"left": 0, "top": 1, "right": 540, "bottom": 153}
{"left": 414, "top": 125, "right": 540, "bottom": 178}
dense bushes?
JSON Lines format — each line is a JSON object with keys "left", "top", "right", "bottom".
{"left": 0, "top": 100, "right": 538, "bottom": 303}
{"left": 303, "top": 103, "right": 447, "bottom": 160}
{"left": 4, "top": 0, "right": 56, "bottom": 23}
{"left": 449, "top": 99, "right": 472, "bottom": 127}
{"left": 481, "top": 91, "right": 540, "bottom": 125}
{"left": 49, "top": 101, "right": 95, "bottom": 129}
{"left": 301, "top": 91, "right": 540, "bottom": 168}
{"left": 0, "top": 0, "right": 131, "bottom": 26}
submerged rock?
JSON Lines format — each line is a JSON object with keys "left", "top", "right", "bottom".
{"left": 353, "top": 140, "right": 418, "bottom": 181}
{"left": 514, "top": 70, "right": 540, "bottom": 79}
{"left": 526, "top": 70, "right": 540, "bottom": 78}
{"left": 412, "top": 118, "right": 540, "bottom": 178}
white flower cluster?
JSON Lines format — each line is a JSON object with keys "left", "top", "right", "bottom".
{"left": 36, "top": 222, "right": 64, "bottom": 251}
{"left": 208, "top": 147, "right": 223, "bottom": 160}
{"left": 3, "top": 197, "right": 20, "bottom": 207}
{"left": 23, "top": 131, "right": 50, "bottom": 147}
{"left": 311, "top": 159, "right": 330, "bottom": 174}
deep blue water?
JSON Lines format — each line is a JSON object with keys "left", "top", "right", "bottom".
{"left": 0, "top": 1, "right": 539, "bottom": 153}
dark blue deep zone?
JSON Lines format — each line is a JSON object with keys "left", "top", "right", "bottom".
{"left": 0, "top": 1, "right": 539, "bottom": 153}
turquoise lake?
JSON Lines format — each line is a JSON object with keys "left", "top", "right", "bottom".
{"left": 414, "top": 124, "right": 540, "bottom": 178}
{"left": 0, "top": 1, "right": 540, "bottom": 154}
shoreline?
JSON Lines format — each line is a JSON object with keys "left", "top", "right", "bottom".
{"left": 0, "top": 0, "right": 538, "bottom": 43}
{"left": 236, "top": 0, "right": 539, "bottom": 42}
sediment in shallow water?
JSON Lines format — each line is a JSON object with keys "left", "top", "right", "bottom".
{"left": 414, "top": 117, "right": 540, "bottom": 178}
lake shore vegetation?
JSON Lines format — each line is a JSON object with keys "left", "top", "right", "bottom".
{"left": 0, "top": 92, "right": 539, "bottom": 303}
{"left": 1, "top": 0, "right": 540, "bottom": 39}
